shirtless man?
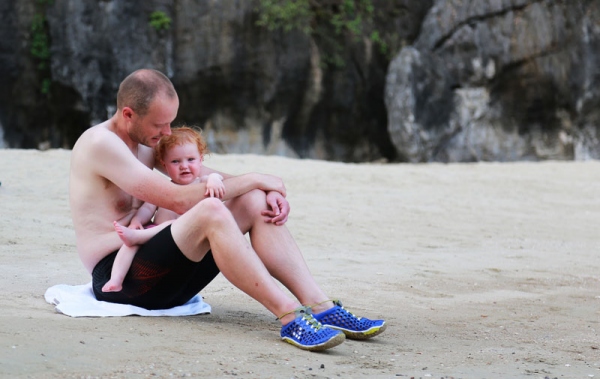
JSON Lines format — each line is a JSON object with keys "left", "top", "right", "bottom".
{"left": 69, "top": 68, "right": 386, "bottom": 351}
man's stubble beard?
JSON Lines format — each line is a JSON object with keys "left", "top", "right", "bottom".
{"left": 130, "top": 119, "right": 154, "bottom": 148}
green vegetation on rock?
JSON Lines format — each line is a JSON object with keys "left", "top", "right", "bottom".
{"left": 149, "top": 11, "right": 172, "bottom": 31}
{"left": 256, "top": 0, "right": 387, "bottom": 68}
{"left": 30, "top": 0, "right": 54, "bottom": 95}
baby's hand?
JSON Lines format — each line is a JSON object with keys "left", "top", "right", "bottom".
{"left": 128, "top": 220, "right": 144, "bottom": 230}
{"left": 205, "top": 173, "right": 225, "bottom": 199}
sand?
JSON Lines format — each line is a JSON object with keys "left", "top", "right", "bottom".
{"left": 0, "top": 148, "right": 599, "bottom": 379}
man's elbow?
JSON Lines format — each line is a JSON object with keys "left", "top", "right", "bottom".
{"left": 171, "top": 199, "right": 189, "bottom": 215}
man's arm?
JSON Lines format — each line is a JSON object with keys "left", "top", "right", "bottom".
{"left": 198, "top": 166, "right": 287, "bottom": 197}
{"left": 91, "top": 130, "right": 286, "bottom": 214}
{"left": 199, "top": 165, "right": 291, "bottom": 225}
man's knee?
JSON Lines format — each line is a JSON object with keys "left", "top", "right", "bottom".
{"left": 191, "top": 198, "right": 233, "bottom": 223}
{"left": 237, "top": 189, "right": 267, "bottom": 212}
{"left": 226, "top": 190, "right": 269, "bottom": 224}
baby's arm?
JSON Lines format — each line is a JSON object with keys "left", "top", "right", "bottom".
{"left": 199, "top": 173, "right": 225, "bottom": 199}
{"left": 129, "top": 202, "right": 158, "bottom": 229}
{"left": 153, "top": 207, "right": 179, "bottom": 225}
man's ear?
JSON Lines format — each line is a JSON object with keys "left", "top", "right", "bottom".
{"left": 122, "top": 107, "right": 134, "bottom": 120}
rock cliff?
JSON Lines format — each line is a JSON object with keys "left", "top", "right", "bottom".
{"left": 385, "top": 0, "right": 600, "bottom": 162}
{"left": 1, "top": 0, "right": 598, "bottom": 162}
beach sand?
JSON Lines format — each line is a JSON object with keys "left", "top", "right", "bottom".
{"left": 0, "top": 148, "right": 599, "bottom": 378}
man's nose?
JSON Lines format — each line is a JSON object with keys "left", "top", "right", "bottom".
{"left": 162, "top": 125, "right": 172, "bottom": 136}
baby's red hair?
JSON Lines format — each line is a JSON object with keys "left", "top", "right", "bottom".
{"left": 154, "top": 126, "right": 208, "bottom": 166}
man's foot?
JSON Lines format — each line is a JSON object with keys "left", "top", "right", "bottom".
{"left": 101, "top": 279, "right": 123, "bottom": 293}
{"left": 280, "top": 307, "right": 345, "bottom": 351}
{"left": 113, "top": 221, "right": 137, "bottom": 247}
{"left": 312, "top": 300, "right": 387, "bottom": 340}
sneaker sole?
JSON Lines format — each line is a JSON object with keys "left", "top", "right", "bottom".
{"left": 282, "top": 332, "right": 346, "bottom": 351}
{"left": 325, "top": 322, "right": 387, "bottom": 340}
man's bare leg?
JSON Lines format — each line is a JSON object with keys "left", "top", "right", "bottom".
{"left": 170, "top": 198, "right": 302, "bottom": 326}
{"left": 224, "top": 190, "right": 387, "bottom": 340}
{"left": 225, "top": 190, "right": 334, "bottom": 314}
{"left": 114, "top": 220, "right": 174, "bottom": 247}
{"left": 172, "top": 196, "right": 381, "bottom": 346}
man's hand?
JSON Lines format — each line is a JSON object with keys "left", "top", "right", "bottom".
{"left": 255, "top": 174, "right": 287, "bottom": 198}
{"left": 261, "top": 191, "right": 290, "bottom": 225}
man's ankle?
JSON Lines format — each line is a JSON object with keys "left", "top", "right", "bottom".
{"left": 279, "top": 312, "right": 296, "bottom": 326}
{"left": 309, "top": 300, "right": 334, "bottom": 315}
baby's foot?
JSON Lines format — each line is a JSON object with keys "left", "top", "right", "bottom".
{"left": 113, "top": 221, "right": 137, "bottom": 247}
{"left": 102, "top": 279, "right": 123, "bottom": 292}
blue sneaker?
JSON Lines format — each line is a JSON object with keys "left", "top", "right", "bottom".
{"left": 312, "top": 300, "right": 387, "bottom": 340}
{"left": 280, "top": 306, "right": 345, "bottom": 351}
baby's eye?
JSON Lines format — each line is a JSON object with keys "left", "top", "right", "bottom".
{"left": 188, "top": 158, "right": 196, "bottom": 162}
{"left": 171, "top": 160, "right": 179, "bottom": 164}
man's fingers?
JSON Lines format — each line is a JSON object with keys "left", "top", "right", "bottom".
{"left": 261, "top": 209, "right": 288, "bottom": 225}
{"left": 261, "top": 210, "right": 276, "bottom": 223}
{"left": 268, "top": 198, "right": 281, "bottom": 216}
{"left": 271, "top": 212, "right": 288, "bottom": 225}
{"left": 261, "top": 209, "right": 275, "bottom": 217}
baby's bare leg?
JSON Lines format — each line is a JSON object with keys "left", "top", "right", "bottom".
{"left": 102, "top": 244, "right": 138, "bottom": 292}
{"left": 114, "top": 220, "right": 174, "bottom": 247}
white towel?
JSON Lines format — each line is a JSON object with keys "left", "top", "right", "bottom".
{"left": 44, "top": 283, "right": 211, "bottom": 317}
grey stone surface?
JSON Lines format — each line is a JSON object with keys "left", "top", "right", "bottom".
{"left": 2, "top": 0, "right": 598, "bottom": 162}
{"left": 385, "top": 0, "right": 600, "bottom": 162}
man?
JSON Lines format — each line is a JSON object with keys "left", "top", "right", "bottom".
{"left": 69, "top": 69, "right": 386, "bottom": 351}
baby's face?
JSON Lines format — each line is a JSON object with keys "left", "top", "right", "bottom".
{"left": 162, "top": 142, "right": 202, "bottom": 185}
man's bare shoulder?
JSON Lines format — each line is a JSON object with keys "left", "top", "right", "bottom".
{"left": 70, "top": 121, "right": 121, "bottom": 190}
{"left": 72, "top": 121, "right": 121, "bottom": 155}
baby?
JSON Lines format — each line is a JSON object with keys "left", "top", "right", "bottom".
{"left": 102, "top": 126, "right": 224, "bottom": 292}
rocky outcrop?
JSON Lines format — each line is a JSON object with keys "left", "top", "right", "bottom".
{"left": 0, "top": 0, "right": 431, "bottom": 162}
{"left": 2, "top": 0, "right": 599, "bottom": 162}
{"left": 385, "top": 0, "right": 600, "bottom": 162}
{"left": 171, "top": 0, "right": 432, "bottom": 161}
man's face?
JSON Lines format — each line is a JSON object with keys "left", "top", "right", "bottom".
{"left": 130, "top": 94, "right": 179, "bottom": 147}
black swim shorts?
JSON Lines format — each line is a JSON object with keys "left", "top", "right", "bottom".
{"left": 92, "top": 225, "right": 220, "bottom": 310}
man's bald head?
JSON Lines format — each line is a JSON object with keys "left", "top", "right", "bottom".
{"left": 116, "top": 69, "right": 177, "bottom": 116}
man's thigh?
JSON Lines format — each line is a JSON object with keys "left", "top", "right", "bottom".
{"left": 223, "top": 189, "right": 267, "bottom": 233}
{"left": 169, "top": 200, "right": 218, "bottom": 261}
{"left": 94, "top": 225, "right": 219, "bottom": 310}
